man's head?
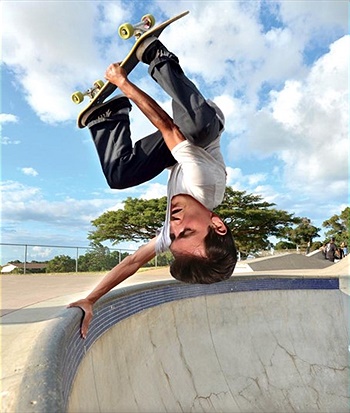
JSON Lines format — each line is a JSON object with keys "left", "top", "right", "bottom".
{"left": 169, "top": 195, "right": 237, "bottom": 283}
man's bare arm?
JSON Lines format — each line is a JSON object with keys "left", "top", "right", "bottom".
{"left": 68, "top": 237, "right": 157, "bottom": 338}
{"left": 86, "top": 238, "right": 156, "bottom": 302}
{"left": 105, "top": 63, "right": 185, "bottom": 151}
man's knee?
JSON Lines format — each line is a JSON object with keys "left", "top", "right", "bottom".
{"left": 102, "top": 162, "right": 125, "bottom": 190}
{"left": 179, "top": 103, "right": 222, "bottom": 147}
{"left": 104, "top": 163, "right": 142, "bottom": 190}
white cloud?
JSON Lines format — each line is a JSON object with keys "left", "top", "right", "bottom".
{"left": 164, "top": 3, "right": 266, "bottom": 85}
{"left": 21, "top": 167, "right": 39, "bottom": 177}
{"left": 0, "top": 113, "right": 19, "bottom": 124}
{"left": 1, "top": 137, "right": 21, "bottom": 145}
{"left": 1, "top": 180, "right": 122, "bottom": 228}
{"left": 229, "top": 35, "right": 349, "bottom": 204}
{"left": 0, "top": 114, "right": 20, "bottom": 145}
{"left": 213, "top": 94, "right": 248, "bottom": 137}
{"left": 269, "top": 80, "right": 303, "bottom": 129}
{"left": 247, "top": 173, "right": 267, "bottom": 186}
{"left": 103, "top": 182, "right": 168, "bottom": 210}
{"left": 139, "top": 183, "right": 167, "bottom": 199}
{"left": 1, "top": 181, "right": 41, "bottom": 202}
{"left": 226, "top": 167, "right": 244, "bottom": 190}
{"left": 226, "top": 167, "right": 269, "bottom": 194}
{"left": 30, "top": 246, "right": 53, "bottom": 259}
{"left": 276, "top": 36, "right": 348, "bottom": 197}
{"left": 106, "top": 202, "right": 125, "bottom": 213}
{"left": 278, "top": 0, "right": 348, "bottom": 31}
{"left": 1, "top": 1, "right": 130, "bottom": 124}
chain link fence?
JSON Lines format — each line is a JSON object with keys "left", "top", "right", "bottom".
{"left": 0, "top": 242, "right": 170, "bottom": 274}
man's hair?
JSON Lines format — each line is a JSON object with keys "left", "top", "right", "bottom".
{"left": 169, "top": 224, "right": 237, "bottom": 284}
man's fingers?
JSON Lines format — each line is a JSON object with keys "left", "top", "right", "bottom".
{"left": 67, "top": 300, "right": 93, "bottom": 339}
{"left": 105, "top": 63, "right": 127, "bottom": 84}
{"left": 80, "top": 312, "right": 92, "bottom": 339}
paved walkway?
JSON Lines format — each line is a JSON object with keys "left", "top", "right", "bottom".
{"left": 0, "top": 267, "right": 172, "bottom": 316}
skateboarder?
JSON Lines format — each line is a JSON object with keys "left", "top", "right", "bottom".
{"left": 69, "top": 38, "right": 237, "bottom": 338}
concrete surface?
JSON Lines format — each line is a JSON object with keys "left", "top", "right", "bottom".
{"left": 68, "top": 286, "right": 349, "bottom": 413}
{"left": 1, "top": 256, "right": 349, "bottom": 413}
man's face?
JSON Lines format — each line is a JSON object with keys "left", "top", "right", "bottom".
{"left": 169, "top": 195, "right": 225, "bottom": 257}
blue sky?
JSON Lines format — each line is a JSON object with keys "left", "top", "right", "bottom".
{"left": 1, "top": 0, "right": 348, "bottom": 264}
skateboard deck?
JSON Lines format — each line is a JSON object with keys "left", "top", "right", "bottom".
{"left": 73, "top": 10, "right": 189, "bottom": 128}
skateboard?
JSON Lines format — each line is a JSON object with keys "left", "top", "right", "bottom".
{"left": 72, "top": 10, "right": 190, "bottom": 128}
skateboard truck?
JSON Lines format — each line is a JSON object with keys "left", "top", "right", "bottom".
{"left": 118, "top": 14, "right": 156, "bottom": 40}
{"left": 71, "top": 14, "right": 156, "bottom": 105}
{"left": 72, "top": 10, "right": 190, "bottom": 126}
{"left": 72, "top": 80, "right": 105, "bottom": 105}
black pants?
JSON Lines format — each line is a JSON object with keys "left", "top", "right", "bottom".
{"left": 89, "top": 53, "right": 222, "bottom": 189}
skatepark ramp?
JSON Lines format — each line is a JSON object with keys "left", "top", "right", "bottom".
{"left": 241, "top": 251, "right": 334, "bottom": 272}
{"left": 16, "top": 275, "right": 349, "bottom": 413}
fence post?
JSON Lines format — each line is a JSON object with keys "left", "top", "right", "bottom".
{"left": 24, "top": 245, "right": 28, "bottom": 274}
{"left": 76, "top": 248, "right": 79, "bottom": 273}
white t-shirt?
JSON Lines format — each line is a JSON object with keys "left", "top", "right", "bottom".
{"left": 155, "top": 136, "right": 226, "bottom": 254}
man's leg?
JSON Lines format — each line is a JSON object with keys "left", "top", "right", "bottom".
{"left": 140, "top": 40, "right": 223, "bottom": 148}
{"left": 87, "top": 96, "right": 176, "bottom": 189}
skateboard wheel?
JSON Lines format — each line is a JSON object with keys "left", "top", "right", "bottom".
{"left": 71, "top": 91, "right": 84, "bottom": 104}
{"left": 141, "top": 14, "right": 155, "bottom": 28}
{"left": 93, "top": 80, "right": 104, "bottom": 89}
{"left": 118, "top": 23, "right": 134, "bottom": 39}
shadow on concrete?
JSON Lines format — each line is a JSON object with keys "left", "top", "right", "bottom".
{"left": 1, "top": 305, "right": 76, "bottom": 324}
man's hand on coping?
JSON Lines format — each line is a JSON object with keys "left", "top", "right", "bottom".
{"left": 67, "top": 298, "right": 94, "bottom": 339}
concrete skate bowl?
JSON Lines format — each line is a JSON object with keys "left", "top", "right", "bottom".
{"left": 17, "top": 276, "right": 349, "bottom": 413}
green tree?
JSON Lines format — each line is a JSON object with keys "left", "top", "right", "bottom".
{"left": 146, "top": 251, "right": 174, "bottom": 267}
{"left": 88, "top": 197, "right": 167, "bottom": 244}
{"left": 46, "top": 255, "right": 76, "bottom": 273}
{"left": 322, "top": 207, "right": 349, "bottom": 244}
{"left": 275, "top": 241, "right": 296, "bottom": 250}
{"left": 281, "top": 218, "right": 320, "bottom": 251}
{"left": 78, "top": 244, "right": 130, "bottom": 272}
{"left": 214, "top": 188, "right": 299, "bottom": 257}
{"left": 88, "top": 188, "right": 299, "bottom": 258}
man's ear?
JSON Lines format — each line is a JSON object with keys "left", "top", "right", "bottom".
{"left": 211, "top": 214, "right": 227, "bottom": 236}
